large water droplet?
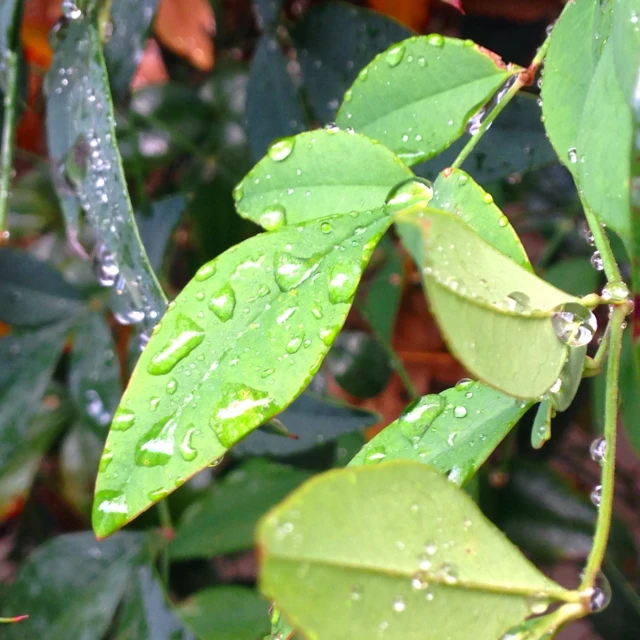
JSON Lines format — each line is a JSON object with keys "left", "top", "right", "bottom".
{"left": 147, "top": 314, "right": 205, "bottom": 375}
{"left": 551, "top": 303, "right": 597, "bottom": 347}
{"left": 602, "top": 280, "right": 629, "bottom": 302}
{"left": 273, "top": 252, "right": 321, "bottom": 291}
{"left": 590, "top": 436, "right": 607, "bottom": 463}
{"left": 94, "top": 490, "right": 128, "bottom": 532}
{"left": 590, "top": 251, "right": 604, "bottom": 271}
{"left": 398, "top": 395, "right": 445, "bottom": 441}
{"left": 135, "top": 416, "right": 177, "bottom": 466}
{"left": 208, "top": 283, "right": 237, "bottom": 322}
{"left": 385, "top": 177, "right": 433, "bottom": 215}
{"left": 259, "top": 204, "right": 287, "bottom": 231}
{"left": 111, "top": 407, "right": 136, "bottom": 431}
{"left": 327, "top": 259, "right": 362, "bottom": 304}
{"left": 386, "top": 44, "right": 405, "bottom": 67}
{"left": 179, "top": 426, "right": 198, "bottom": 461}
{"left": 589, "top": 572, "right": 611, "bottom": 612}
{"left": 267, "top": 137, "right": 295, "bottom": 161}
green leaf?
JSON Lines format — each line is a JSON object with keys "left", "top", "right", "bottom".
{"left": 530, "top": 396, "right": 552, "bottom": 450}
{"left": 430, "top": 168, "right": 532, "bottom": 269}
{"left": 335, "top": 36, "right": 520, "bottom": 165}
{"left": 0, "top": 532, "right": 148, "bottom": 639}
{"left": 104, "top": 0, "right": 159, "bottom": 102}
{"left": 349, "top": 381, "right": 530, "bottom": 485}
{"left": 246, "top": 34, "right": 307, "bottom": 161}
{"left": 541, "top": 0, "right": 597, "bottom": 175}
{"left": 258, "top": 462, "right": 570, "bottom": 640}
{"left": 620, "top": 329, "right": 640, "bottom": 454}
{"left": 292, "top": 3, "right": 412, "bottom": 124}
{"left": 0, "top": 248, "right": 84, "bottom": 327}
{"left": 326, "top": 330, "right": 392, "bottom": 399}
{"left": 543, "top": 258, "right": 601, "bottom": 298}
{"left": 46, "top": 21, "right": 165, "bottom": 331}
{"left": 177, "top": 587, "right": 269, "bottom": 640}
{"left": 114, "top": 565, "right": 194, "bottom": 640}
{"left": 233, "top": 392, "right": 379, "bottom": 457}
{"left": 396, "top": 207, "right": 581, "bottom": 398}
{"left": 69, "top": 311, "right": 122, "bottom": 433}
{"left": 235, "top": 130, "right": 412, "bottom": 228}
{"left": 577, "top": 39, "right": 632, "bottom": 241}
{"left": 0, "top": 323, "right": 70, "bottom": 473}
{"left": 612, "top": 0, "right": 640, "bottom": 105}
{"left": 551, "top": 344, "right": 587, "bottom": 412}
{"left": 417, "top": 95, "right": 556, "bottom": 184}
{"left": 169, "top": 460, "right": 311, "bottom": 560}
{"left": 93, "top": 208, "right": 392, "bottom": 538}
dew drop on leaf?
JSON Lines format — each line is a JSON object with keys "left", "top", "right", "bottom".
{"left": 590, "top": 251, "right": 604, "bottom": 271}
{"left": 601, "top": 280, "right": 629, "bottom": 302}
{"left": 385, "top": 177, "right": 433, "bottom": 215}
{"left": 208, "top": 283, "right": 237, "bottom": 322}
{"left": 92, "top": 242, "right": 119, "bottom": 286}
{"left": 385, "top": 44, "right": 405, "bottom": 67}
{"left": 273, "top": 252, "right": 321, "bottom": 291}
{"left": 267, "top": 136, "right": 295, "bottom": 161}
{"left": 590, "top": 484, "right": 602, "bottom": 507}
{"left": 135, "top": 416, "right": 178, "bottom": 467}
{"left": 551, "top": 302, "right": 597, "bottom": 347}
{"left": 179, "top": 426, "right": 198, "bottom": 461}
{"left": 392, "top": 596, "right": 406, "bottom": 612}
{"left": 590, "top": 436, "right": 607, "bottom": 463}
{"left": 398, "top": 395, "right": 445, "bottom": 441}
{"left": 166, "top": 378, "right": 178, "bottom": 395}
{"left": 111, "top": 407, "right": 135, "bottom": 431}
{"left": 259, "top": 204, "right": 287, "bottom": 231}
{"left": 453, "top": 406, "right": 467, "bottom": 418}
{"left": 147, "top": 314, "right": 205, "bottom": 375}
{"left": 94, "top": 490, "right": 129, "bottom": 532}
{"left": 194, "top": 261, "right": 217, "bottom": 282}
{"left": 426, "top": 33, "right": 445, "bottom": 47}
{"left": 327, "top": 259, "right": 362, "bottom": 304}
{"left": 364, "top": 445, "right": 386, "bottom": 464}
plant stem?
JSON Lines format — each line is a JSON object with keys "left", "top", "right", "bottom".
{"left": 157, "top": 499, "right": 173, "bottom": 586}
{"left": 580, "top": 304, "right": 627, "bottom": 591}
{"left": 0, "top": 49, "right": 19, "bottom": 238}
{"left": 451, "top": 34, "right": 552, "bottom": 171}
{"left": 581, "top": 196, "right": 623, "bottom": 284}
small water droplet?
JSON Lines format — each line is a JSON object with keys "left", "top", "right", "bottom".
{"left": 286, "top": 334, "right": 304, "bottom": 354}
{"left": 392, "top": 596, "right": 406, "bottom": 612}
{"left": 549, "top": 378, "right": 562, "bottom": 394}
{"left": 455, "top": 378, "right": 473, "bottom": 391}
{"left": 453, "top": 406, "right": 467, "bottom": 418}
{"left": 417, "top": 554, "right": 432, "bottom": 571}
{"left": 551, "top": 303, "right": 597, "bottom": 347}
{"left": 568, "top": 148, "right": 578, "bottom": 164}
{"left": 94, "top": 490, "right": 128, "bottom": 532}
{"left": 424, "top": 542, "right": 437, "bottom": 555}
{"left": 590, "top": 484, "right": 602, "bottom": 507}
{"left": 350, "top": 585, "right": 363, "bottom": 601}
{"left": 179, "top": 426, "right": 198, "bottom": 461}
{"left": 166, "top": 378, "right": 178, "bottom": 395}
{"left": 386, "top": 44, "right": 405, "bottom": 67}
{"left": 589, "top": 573, "right": 611, "bottom": 612}
{"left": 590, "top": 436, "right": 607, "bottom": 463}
{"left": 327, "top": 259, "right": 363, "bottom": 304}
{"left": 62, "top": 1, "right": 83, "bottom": 20}
{"left": 427, "top": 33, "right": 445, "bottom": 47}
{"left": 364, "top": 445, "right": 386, "bottom": 464}
{"left": 482, "top": 193, "right": 494, "bottom": 204}
{"left": 208, "top": 283, "right": 237, "bottom": 322}
{"left": 267, "top": 137, "right": 295, "bottom": 161}
{"left": 92, "top": 242, "right": 119, "bottom": 287}
{"left": 526, "top": 594, "right": 550, "bottom": 615}
{"left": 321, "top": 221, "right": 332, "bottom": 234}
{"left": 259, "top": 204, "right": 287, "bottom": 231}
{"left": 590, "top": 251, "right": 604, "bottom": 271}
{"left": 147, "top": 314, "right": 205, "bottom": 375}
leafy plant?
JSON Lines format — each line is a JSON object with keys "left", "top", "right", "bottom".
{"left": 1, "top": 0, "right": 640, "bottom": 639}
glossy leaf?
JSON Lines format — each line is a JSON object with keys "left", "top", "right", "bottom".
{"left": 396, "top": 208, "right": 579, "bottom": 399}
{"left": 0, "top": 532, "right": 148, "bottom": 639}
{"left": 258, "top": 462, "right": 569, "bottom": 640}
{"left": 335, "top": 36, "right": 520, "bottom": 165}
{"left": 233, "top": 392, "right": 379, "bottom": 457}
{"left": 541, "top": 0, "right": 597, "bottom": 175}
{"left": 430, "top": 168, "right": 531, "bottom": 269}
{"left": 169, "top": 460, "right": 311, "bottom": 560}
{"left": 94, "top": 208, "right": 392, "bottom": 538}
{"left": 246, "top": 34, "right": 307, "bottom": 161}
{"left": 292, "top": 3, "right": 412, "bottom": 123}
{"left": 0, "top": 248, "right": 84, "bottom": 327}
{"left": 350, "top": 381, "right": 530, "bottom": 485}
{"left": 177, "top": 587, "right": 269, "bottom": 640}
{"left": 235, "top": 130, "right": 412, "bottom": 227}
{"left": 104, "top": 0, "right": 159, "bottom": 101}
{"left": 612, "top": 0, "right": 640, "bottom": 105}
{"left": 114, "top": 565, "right": 194, "bottom": 640}
{"left": 0, "top": 323, "right": 70, "bottom": 473}
{"left": 417, "top": 95, "right": 556, "bottom": 184}
{"left": 46, "top": 20, "right": 166, "bottom": 334}
{"left": 69, "top": 311, "right": 122, "bottom": 433}
{"left": 577, "top": 40, "right": 632, "bottom": 241}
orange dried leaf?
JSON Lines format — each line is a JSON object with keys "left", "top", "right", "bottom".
{"left": 130, "top": 39, "right": 169, "bottom": 91}
{"left": 369, "top": 0, "right": 430, "bottom": 31}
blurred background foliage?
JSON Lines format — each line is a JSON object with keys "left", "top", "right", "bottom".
{"left": 1, "top": 0, "right": 640, "bottom": 638}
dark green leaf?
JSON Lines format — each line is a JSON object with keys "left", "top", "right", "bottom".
{"left": 258, "top": 462, "right": 570, "bottom": 640}
{"left": 246, "top": 35, "right": 307, "bottom": 161}
{"left": 235, "top": 129, "right": 412, "bottom": 228}
{"left": 0, "top": 532, "right": 148, "bottom": 639}
{"left": 177, "top": 587, "right": 269, "bottom": 640}
{"left": 292, "top": 3, "right": 411, "bottom": 123}
{"left": 94, "top": 208, "right": 392, "bottom": 538}
{"left": 0, "top": 248, "right": 84, "bottom": 327}
{"left": 169, "top": 460, "right": 311, "bottom": 560}
{"left": 350, "top": 381, "right": 530, "bottom": 485}
{"left": 543, "top": 258, "right": 601, "bottom": 298}
{"left": 335, "top": 36, "right": 519, "bottom": 165}
{"left": 233, "top": 392, "right": 378, "bottom": 457}
{"left": 104, "top": 0, "right": 159, "bottom": 102}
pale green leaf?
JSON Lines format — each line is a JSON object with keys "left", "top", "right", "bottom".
{"left": 612, "top": 0, "right": 640, "bottom": 105}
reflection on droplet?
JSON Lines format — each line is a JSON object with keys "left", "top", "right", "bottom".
{"left": 590, "top": 484, "right": 602, "bottom": 507}
{"left": 590, "top": 436, "right": 607, "bottom": 464}
{"left": 194, "top": 261, "right": 217, "bottom": 282}
{"left": 398, "top": 395, "right": 445, "bottom": 441}
{"left": 392, "top": 596, "right": 406, "bottom": 612}
{"left": 94, "top": 490, "right": 129, "bottom": 532}
{"left": 601, "top": 280, "right": 629, "bottom": 303}
{"left": 551, "top": 303, "right": 597, "bottom": 347}
{"left": 589, "top": 572, "right": 612, "bottom": 612}
{"left": 273, "top": 252, "right": 321, "bottom": 291}
{"left": 208, "top": 283, "right": 237, "bottom": 322}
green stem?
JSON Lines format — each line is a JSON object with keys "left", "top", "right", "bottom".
{"left": 377, "top": 331, "right": 418, "bottom": 400}
{"left": 0, "top": 49, "right": 19, "bottom": 236}
{"left": 580, "top": 304, "right": 627, "bottom": 591}
{"left": 451, "top": 34, "right": 552, "bottom": 171}
{"left": 157, "top": 499, "right": 173, "bottom": 586}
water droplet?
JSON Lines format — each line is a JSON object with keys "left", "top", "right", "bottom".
{"left": 427, "top": 33, "right": 445, "bottom": 47}
{"left": 439, "top": 563, "right": 459, "bottom": 584}
{"left": 149, "top": 396, "right": 161, "bottom": 411}
{"left": 424, "top": 542, "right": 437, "bottom": 555}
{"left": 386, "top": 44, "right": 405, "bottom": 67}
{"left": 589, "top": 573, "right": 611, "bottom": 612}
{"left": 500, "top": 291, "right": 531, "bottom": 313}
{"left": 232, "top": 183, "right": 243, "bottom": 202}
{"left": 350, "top": 584, "right": 363, "bottom": 601}
{"left": 591, "top": 251, "right": 604, "bottom": 271}
{"left": 602, "top": 280, "right": 629, "bottom": 302}
{"left": 385, "top": 177, "right": 433, "bottom": 214}
{"left": 111, "top": 407, "right": 135, "bottom": 431}
{"left": 94, "top": 490, "right": 128, "bottom": 532}
{"left": 62, "top": 1, "right": 83, "bottom": 20}
{"left": 392, "top": 596, "right": 406, "bottom": 612}
{"left": 320, "top": 221, "right": 332, "bottom": 234}
{"left": 590, "top": 436, "right": 607, "bottom": 463}
{"left": 590, "top": 484, "right": 602, "bottom": 507}
{"left": 568, "top": 148, "right": 578, "bottom": 164}
{"left": 549, "top": 378, "right": 562, "bottom": 394}
{"left": 179, "top": 426, "right": 198, "bottom": 461}
{"left": 210, "top": 384, "right": 275, "bottom": 447}
{"left": 194, "top": 261, "right": 216, "bottom": 281}
{"left": 166, "top": 378, "right": 178, "bottom": 395}
{"left": 358, "top": 67, "right": 368, "bottom": 81}
{"left": 208, "top": 283, "right": 237, "bottom": 322}
{"left": 327, "top": 259, "right": 362, "bottom": 304}
{"left": 268, "top": 137, "right": 295, "bottom": 161}
{"left": 398, "top": 395, "right": 445, "bottom": 440}
{"left": 453, "top": 406, "right": 467, "bottom": 418}
{"left": 135, "top": 416, "right": 178, "bottom": 466}
{"left": 344, "top": 89, "right": 353, "bottom": 102}
{"left": 364, "top": 445, "right": 386, "bottom": 464}
{"left": 551, "top": 303, "right": 597, "bottom": 347}
{"left": 324, "top": 122, "right": 340, "bottom": 133}
{"left": 92, "top": 242, "right": 119, "bottom": 287}
{"left": 417, "top": 554, "right": 432, "bottom": 571}
{"left": 411, "top": 571, "right": 430, "bottom": 590}
{"left": 273, "top": 252, "right": 321, "bottom": 291}
{"left": 147, "top": 315, "right": 205, "bottom": 375}
{"left": 526, "top": 594, "right": 550, "bottom": 615}
{"left": 286, "top": 334, "right": 304, "bottom": 354}
{"left": 99, "top": 449, "right": 113, "bottom": 472}
{"left": 259, "top": 204, "right": 287, "bottom": 231}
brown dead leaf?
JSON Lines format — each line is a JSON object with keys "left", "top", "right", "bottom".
{"left": 369, "top": 0, "right": 431, "bottom": 32}
{"left": 130, "top": 39, "right": 169, "bottom": 91}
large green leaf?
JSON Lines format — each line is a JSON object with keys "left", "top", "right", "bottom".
{"left": 349, "top": 382, "right": 530, "bottom": 485}
{"left": 612, "top": 0, "right": 640, "bottom": 105}
{"left": 234, "top": 130, "right": 412, "bottom": 227}
{"left": 0, "top": 248, "right": 84, "bottom": 327}
{"left": 258, "top": 462, "right": 571, "bottom": 640}
{"left": 541, "top": 0, "right": 597, "bottom": 175}
{"left": 577, "top": 39, "right": 632, "bottom": 241}
{"left": 169, "top": 460, "right": 311, "bottom": 560}
{"left": 335, "top": 36, "right": 520, "bottom": 165}
{"left": 396, "top": 207, "right": 581, "bottom": 398}
{"left": 177, "top": 587, "right": 269, "bottom": 640}
{"left": 0, "top": 532, "right": 148, "bottom": 639}
{"left": 292, "top": 3, "right": 412, "bottom": 124}
{"left": 93, "top": 208, "right": 392, "bottom": 538}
